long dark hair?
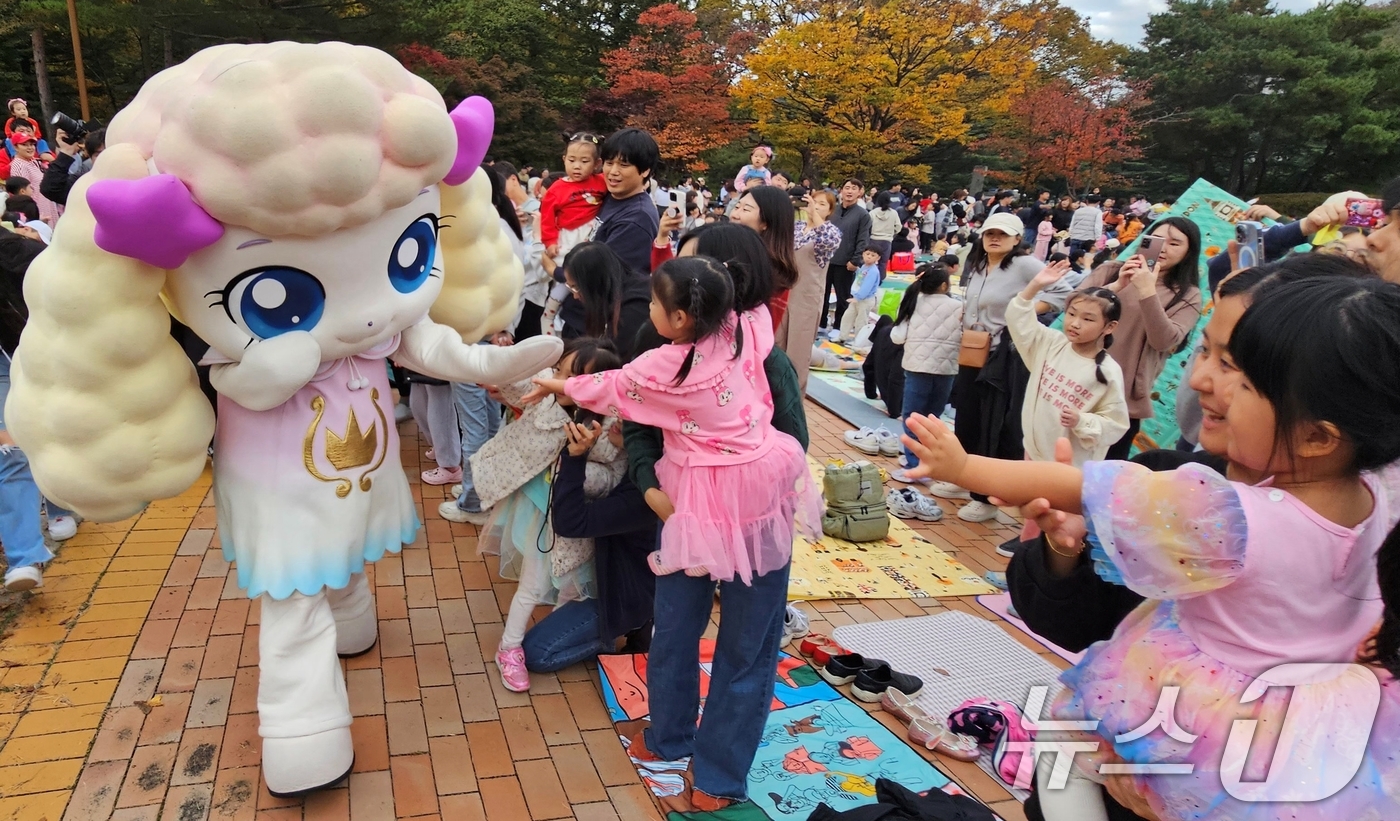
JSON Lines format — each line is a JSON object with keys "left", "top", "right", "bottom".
{"left": 1138, "top": 216, "right": 1201, "bottom": 302}
{"left": 483, "top": 163, "right": 523, "bottom": 241}
{"left": 894, "top": 264, "right": 951, "bottom": 326}
{"left": 963, "top": 230, "right": 1029, "bottom": 277}
{"left": 676, "top": 223, "right": 774, "bottom": 313}
{"left": 740, "top": 185, "right": 798, "bottom": 291}
{"left": 651, "top": 256, "right": 742, "bottom": 385}
{"left": 562, "top": 242, "right": 627, "bottom": 339}
{"left": 1229, "top": 275, "right": 1400, "bottom": 474}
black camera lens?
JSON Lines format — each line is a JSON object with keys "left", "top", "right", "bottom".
{"left": 51, "top": 112, "right": 87, "bottom": 140}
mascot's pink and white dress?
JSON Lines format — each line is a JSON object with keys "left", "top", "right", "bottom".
{"left": 6, "top": 42, "right": 562, "bottom": 796}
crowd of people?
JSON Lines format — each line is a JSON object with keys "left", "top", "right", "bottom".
{"left": 6, "top": 102, "right": 1400, "bottom": 819}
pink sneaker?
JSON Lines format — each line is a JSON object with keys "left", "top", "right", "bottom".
{"left": 422, "top": 466, "right": 462, "bottom": 486}
{"left": 496, "top": 646, "right": 530, "bottom": 692}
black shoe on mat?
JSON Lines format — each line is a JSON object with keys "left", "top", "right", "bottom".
{"left": 851, "top": 663, "right": 924, "bottom": 703}
{"left": 819, "top": 653, "right": 886, "bottom": 686}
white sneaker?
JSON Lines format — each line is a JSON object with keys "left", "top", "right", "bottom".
{"left": 926, "top": 481, "right": 972, "bottom": 500}
{"left": 844, "top": 427, "right": 900, "bottom": 457}
{"left": 394, "top": 403, "right": 411, "bottom": 423}
{"left": 4, "top": 565, "right": 42, "bottom": 592}
{"left": 886, "top": 488, "right": 944, "bottom": 522}
{"left": 47, "top": 515, "right": 78, "bottom": 541}
{"left": 957, "top": 500, "right": 1000, "bottom": 523}
{"left": 438, "top": 500, "right": 490, "bottom": 525}
{"left": 890, "top": 468, "right": 931, "bottom": 486}
{"left": 449, "top": 484, "right": 464, "bottom": 498}
{"left": 782, "top": 604, "right": 810, "bottom": 645}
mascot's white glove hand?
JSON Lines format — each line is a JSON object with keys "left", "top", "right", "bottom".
{"left": 209, "top": 331, "right": 324, "bottom": 412}
{"left": 396, "top": 319, "right": 563, "bottom": 387}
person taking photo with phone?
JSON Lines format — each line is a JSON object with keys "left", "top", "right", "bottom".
{"left": 1077, "top": 217, "right": 1203, "bottom": 461}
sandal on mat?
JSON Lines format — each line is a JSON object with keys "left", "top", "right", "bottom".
{"left": 880, "top": 689, "right": 930, "bottom": 725}
{"left": 909, "top": 718, "right": 981, "bottom": 762}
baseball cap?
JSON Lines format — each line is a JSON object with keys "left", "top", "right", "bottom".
{"left": 981, "top": 212, "right": 1024, "bottom": 238}
{"left": 11, "top": 132, "right": 34, "bottom": 145}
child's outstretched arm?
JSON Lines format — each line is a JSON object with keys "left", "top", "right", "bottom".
{"left": 903, "top": 414, "right": 1084, "bottom": 513}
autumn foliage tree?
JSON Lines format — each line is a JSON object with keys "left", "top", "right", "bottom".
{"left": 399, "top": 44, "right": 561, "bottom": 165}
{"left": 979, "top": 77, "right": 1144, "bottom": 193}
{"left": 601, "top": 4, "right": 750, "bottom": 172}
{"left": 734, "top": 0, "right": 1078, "bottom": 182}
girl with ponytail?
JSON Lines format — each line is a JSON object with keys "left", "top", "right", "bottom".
{"left": 527, "top": 254, "right": 821, "bottom": 580}
{"left": 1007, "top": 260, "right": 1129, "bottom": 469}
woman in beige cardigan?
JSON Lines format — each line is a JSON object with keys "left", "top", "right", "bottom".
{"left": 776, "top": 190, "right": 842, "bottom": 391}
{"left": 1078, "top": 216, "right": 1203, "bottom": 458}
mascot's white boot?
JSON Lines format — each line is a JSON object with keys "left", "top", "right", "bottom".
{"left": 5, "top": 42, "right": 563, "bottom": 797}
{"left": 330, "top": 573, "right": 377, "bottom": 657}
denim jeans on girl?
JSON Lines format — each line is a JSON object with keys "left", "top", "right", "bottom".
{"left": 520, "top": 600, "right": 613, "bottom": 672}
{"left": 900, "top": 371, "right": 956, "bottom": 467}
{"left": 643, "top": 560, "right": 790, "bottom": 801}
{"left": 0, "top": 355, "right": 60, "bottom": 570}
{"left": 451, "top": 383, "right": 501, "bottom": 513}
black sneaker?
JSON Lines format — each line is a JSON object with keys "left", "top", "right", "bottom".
{"left": 851, "top": 663, "right": 924, "bottom": 703}
{"left": 819, "top": 653, "right": 886, "bottom": 686}
{"left": 995, "top": 536, "right": 1022, "bottom": 558}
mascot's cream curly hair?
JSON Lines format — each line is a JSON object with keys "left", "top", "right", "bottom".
{"left": 8, "top": 41, "right": 522, "bottom": 521}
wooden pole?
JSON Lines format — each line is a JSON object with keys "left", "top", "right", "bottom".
{"left": 65, "top": 0, "right": 89, "bottom": 120}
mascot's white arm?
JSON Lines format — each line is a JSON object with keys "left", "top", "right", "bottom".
{"left": 395, "top": 318, "right": 562, "bottom": 387}
{"left": 208, "top": 332, "right": 325, "bottom": 412}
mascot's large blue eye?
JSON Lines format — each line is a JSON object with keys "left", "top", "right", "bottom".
{"left": 229, "top": 267, "right": 326, "bottom": 339}
{"left": 388, "top": 216, "right": 438, "bottom": 293}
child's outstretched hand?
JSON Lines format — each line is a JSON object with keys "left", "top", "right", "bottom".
{"left": 1058, "top": 406, "right": 1081, "bottom": 428}
{"left": 520, "top": 377, "right": 568, "bottom": 406}
{"left": 901, "top": 414, "right": 967, "bottom": 484}
{"left": 1033, "top": 259, "right": 1072, "bottom": 288}
{"left": 565, "top": 420, "right": 602, "bottom": 456}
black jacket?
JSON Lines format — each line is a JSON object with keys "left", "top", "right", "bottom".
{"left": 559, "top": 273, "right": 654, "bottom": 362}
{"left": 40, "top": 152, "right": 80, "bottom": 207}
{"left": 828, "top": 202, "right": 872, "bottom": 268}
{"left": 550, "top": 450, "right": 657, "bottom": 643}
{"left": 862, "top": 315, "right": 905, "bottom": 418}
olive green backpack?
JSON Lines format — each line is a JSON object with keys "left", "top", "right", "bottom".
{"left": 821, "top": 460, "right": 890, "bottom": 542}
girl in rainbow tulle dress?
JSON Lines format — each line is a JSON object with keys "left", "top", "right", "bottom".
{"left": 528, "top": 255, "right": 822, "bottom": 583}
{"left": 905, "top": 275, "right": 1400, "bottom": 821}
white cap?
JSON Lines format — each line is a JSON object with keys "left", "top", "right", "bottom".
{"left": 981, "top": 212, "right": 1025, "bottom": 239}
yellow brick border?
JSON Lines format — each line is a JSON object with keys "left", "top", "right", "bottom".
{"left": 0, "top": 472, "right": 211, "bottom": 820}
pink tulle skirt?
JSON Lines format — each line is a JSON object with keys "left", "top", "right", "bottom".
{"left": 1053, "top": 601, "right": 1400, "bottom": 821}
{"left": 654, "top": 431, "right": 823, "bottom": 585}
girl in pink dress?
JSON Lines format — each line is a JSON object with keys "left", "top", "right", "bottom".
{"left": 529, "top": 255, "right": 822, "bottom": 583}
{"left": 1034, "top": 212, "right": 1055, "bottom": 260}
{"left": 905, "top": 275, "right": 1400, "bottom": 821}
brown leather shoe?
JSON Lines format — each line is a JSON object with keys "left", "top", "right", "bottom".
{"left": 626, "top": 730, "right": 662, "bottom": 762}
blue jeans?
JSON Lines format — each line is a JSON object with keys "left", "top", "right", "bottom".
{"left": 901, "top": 371, "right": 956, "bottom": 466}
{"left": 521, "top": 600, "right": 612, "bottom": 672}
{"left": 451, "top": 383, "right": 501, "bottom": 513}
{"left": 0, "top": 355, "right": 59, "bottom": 570}
{"left": 644, "top": 561, "right": 790, "bottom": 801}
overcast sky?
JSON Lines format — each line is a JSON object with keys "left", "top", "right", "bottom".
{"left": 1068, "top": 0, "right": 1326, "bottom": 44}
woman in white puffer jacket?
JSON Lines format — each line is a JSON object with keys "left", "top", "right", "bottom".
{"left": 890, "top": 262, "right": 963, "bottom": 481}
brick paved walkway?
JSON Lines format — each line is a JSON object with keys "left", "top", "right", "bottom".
{"left": 0, "top": 400, "right": 1055, "bottom": 821}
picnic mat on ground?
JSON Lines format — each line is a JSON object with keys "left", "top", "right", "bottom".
{"left": 598, "top": 641, "right": 992, "bottom": 819}
{"left": 791, "top": 459, "right": 995, "bottom": 601}
{"left": 976, "top": 593, "right": 1084, "bottom": 665}
{"left": 833, "top": 612, "right": 1069, "bottom": 800}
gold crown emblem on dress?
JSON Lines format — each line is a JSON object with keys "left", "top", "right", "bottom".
{"left": 325, "top": 408, "right": 377, "bottom": 471}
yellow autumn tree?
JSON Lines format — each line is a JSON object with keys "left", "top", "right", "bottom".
{"left": 734, "top": 0, "right": 1071, "bottom": 182}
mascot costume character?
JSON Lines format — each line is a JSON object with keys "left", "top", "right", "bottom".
{"left": 5, "top": 42, "right": 563, "bottom": 795}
